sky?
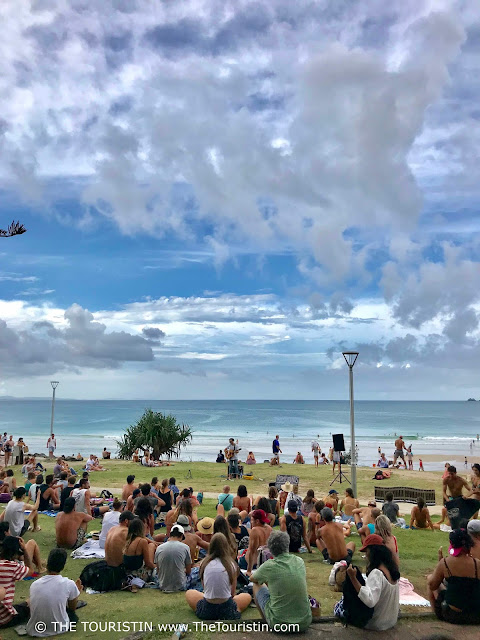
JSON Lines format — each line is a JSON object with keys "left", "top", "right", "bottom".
{"left": 0, "top": 0, "right": 479, "bottom": 400}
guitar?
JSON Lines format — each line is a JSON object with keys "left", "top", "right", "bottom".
{"left": 225, "top": 444, "right": 241, "bottom": 460}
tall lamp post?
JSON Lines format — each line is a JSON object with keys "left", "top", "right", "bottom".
{"left": 50, "top": 381, "right": 59, "bottom": 437}
{"left": 342, "top": 352, "right": 358, "bottom": 498}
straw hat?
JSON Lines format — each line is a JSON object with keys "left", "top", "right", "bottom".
{"left": 196, "top": 517, "right": 214, "bottom": 535}
{"left": 281, "top": 481, "right": 293, "bottom": 492}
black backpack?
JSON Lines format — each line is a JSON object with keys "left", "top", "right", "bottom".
{"left": 341, "top": 566, "right": 374, "bottom": 628}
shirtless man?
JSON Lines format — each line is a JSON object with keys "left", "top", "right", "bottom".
{"left": 316, "top": 508, "right": 355, "bottom": 564}
{"left": 409, "top": 498, "right": 434, "bottom": 530}
{"left": 122, "top": 475, "right": 137, "bottom": 501}
{"left": 432, "top": 506, "right": 451, "bottom": 530}
{"left": 246, "top": 509, "right": 273, "bottom": 576}
{"left": 105, "top": 511, "right": 135, "bottom": 567}
{"left": 357, "top": 508, "right": 381, "bottom": 542}
{"left": 393, "top": 435, "right": 407, "bottom": 468}
{"left": 442, "top": 465, "right": 480, "bottom": 529}
{"left": 176, "top": 514, "right": 209, "bottom": 562}
{"left": 55, "top": 497, "right": 93, "bottom": 549}
{"left": 352, "top": 501, "right": 377, "bottom": 529}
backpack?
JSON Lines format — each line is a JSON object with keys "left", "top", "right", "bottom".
{"left": 341, "top": 566, "right": 374, "bottom": 628}
{"left": 79, "top": 560, "right": 126, "bottom": 592}
{"left": 256, "top": 545, "right": 273, "bottom": 567}
{"left": 100, "top": 490, "right": 114, "bottom": 499}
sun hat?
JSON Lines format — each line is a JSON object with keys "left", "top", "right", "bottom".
{"left": 467, "top": 519, "right": 480, "bottom": 534}
{"left": 281, "top": 481, "right": 293, "bottom": 492}
{"left": 196, "top": 517, "right": 214, "bottom": 535}
{"left": 176, "top": 514, "right": 192, "bottom": 531}
{"left": 251, "top": 509, "right": 270, "bottom": 524}
{"left": 359, "top": 534, "right": 384, "bottom": 551}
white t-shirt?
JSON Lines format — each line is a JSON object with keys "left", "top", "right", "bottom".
{"left": 26, "top": 574, "right": 79, "bottom": 637}
{"left": 358, "top": 569, "right": 399, "bottom": 631}
{"left": 4, "top": 501, "right": 26, "bottom": 536}
{"left": 71, "top": 488, "right": 87, "bottom": 514}
{"left": 99, "top": 511, "right": 120, "bottom": 549}
{"left": 85, "top": 458, "right": 95, "bottom": 470}
{"left": 29, "top": 484, "right": 40, "bottom": 502}
{"left": 202, "top": 558, "right": 233, "bottom": 600}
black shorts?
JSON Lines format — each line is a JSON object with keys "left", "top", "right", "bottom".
{"left": 322, "top": 548, "right": 353, "bottom": 565}
{"left": 0, "top": 602, "right": 29, "bottom": 628}
{"left": 434, "top": 590, "right": 480, "bottom": 625}
{"left": 196, "top": 598, "right": 240, "bottom": 620}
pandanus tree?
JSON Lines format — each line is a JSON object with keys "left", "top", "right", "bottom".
{"left": 116, "top": 409, "right": 192, "bottom": 460}
{"left": 0, "top": 221, "right": 27, "bottom": 237}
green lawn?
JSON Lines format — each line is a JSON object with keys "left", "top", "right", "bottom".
{"left": 0, "top": 460, "right": 447, "bottom": 639}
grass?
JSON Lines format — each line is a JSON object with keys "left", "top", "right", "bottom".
{"left": 0, "top": 459, "right": 449, "bottom": 639}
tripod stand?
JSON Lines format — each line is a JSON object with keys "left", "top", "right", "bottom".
{"left": 330, "top": 458, "right": 350, "bottom": 486}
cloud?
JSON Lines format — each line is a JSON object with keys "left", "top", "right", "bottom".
{"left": 142, "top": 326, "right": 165, "bottom": 340}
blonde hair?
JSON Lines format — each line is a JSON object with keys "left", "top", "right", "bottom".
{"left": 375, "top": 514, "right": 392, "bottom": 542}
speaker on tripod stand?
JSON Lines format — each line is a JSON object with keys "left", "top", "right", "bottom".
{"left": 330, "top": 433, "right": 350, "bottom": 486}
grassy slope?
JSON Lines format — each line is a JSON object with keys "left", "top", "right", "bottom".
{"left": 1, "top": 460, "right": 448, "bottom": 639}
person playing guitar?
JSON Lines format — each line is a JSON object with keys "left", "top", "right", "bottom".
{"left": 225, "top": 438, "right": 241, "bottom": 480}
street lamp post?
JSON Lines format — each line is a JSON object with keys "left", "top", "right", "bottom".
{"left": 342, "top": 352, "right": 359, "bottom": 498}
{"left": 50, "top": 381, "right": 59, "bottom": 437}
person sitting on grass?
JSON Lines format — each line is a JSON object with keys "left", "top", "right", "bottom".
{"left": 253, "top": 497, "right": 276, "bottom": 527}
{"left": 126, "top": 488, "right": 140, "bottom": 512}
{"left": 334, "top": 534, "right": 400, "bottom": 630}
{"left": 280, "top": 500, "right": 312, "bottom": 554}
{"left": 353, "top": 501, "right": 377, "bottom": 529}
{"left": 55, "top": 497, "right": 93, "bottom": 549}
{"left": 216, "top": 485, "right": 233, "bottom": 516}
{"left": 227, "top": 512, "right": 250, "bottom": 552}
{"left": 0, "top": 523, "right": 45, "bottom": 576}
{"left": 213, "top": 515, "right": 238, "bottom": 561}
{"left": 323, "top": 489, "right": 339, "bottom": 513}
{"left": 410, "top": 498, "right": 434, "bottom": 530}
{"left": 307, "top": 500, "right": 325, "bottom": 546}
{"left": 5, "top": 470, "right": 17, "bottom": 493}
{"left": 26, "top": 548, "right": 83, "bottom": 636}
{"left": 316, "top": 508, "right": 356, "bottom": 564}
{"left": 123, "top": 518, "right": 156, "bottom": 583}
{"left": 154, "top": 524, "right": 192, "bottom": 591}
{"left": 251, "top": 530, "right": 312, "bottom": 633}
{"left": 427, "top": 528, "right": 480, "bottom": 625}
{"left": 72, "top": 478, "right": 109, "bottom": 518}
{"left": 122, "top": 475, "right": 136, "bottom": 501}
{"left": 357, "top": 508, "right": 382, "bottom": 543}
{"left": 284, "top": 485, "right": 303, "bottom": 515}
{"left": 232, "top": 485, "right": 252, "bottom": 520}
{"left": 432, "top": 506, "right": 451, "bottom": 530}
{"left": 176, "top": 514, "right": 209, "bottom": 562}
{"left": 294, "top": 452, "right": 305, "bottom": 464}
{"left": 0, "top": 536, "right": 35, "bottom": 628}
{"left": 85, "top": 454, "right": 105, "bottom": 471}
{"left": 245, "top": 510, "right": 273, "bottom": 576}
{"left": 467, "top": 519, "right": 480, "bottom": 558}
{"left": 37, "top": 474, "right": 61, "bottom": 511}
{"left": 105, "top": 511, "right": 135, "bottom": 568}
{"left": 60, "top": 476, "right": 76, "bottom": 512}
{"left": 134, "top": 483, "right": 165, "bottom": 515}
{"left": 339, "top": 488, "right": 359, "bottom": 521}
{"left": 245, "top": 451, "right": 256, "bottom": 465}
{"left": 301, "top": 489, "right": 316, "bottom": 515}
{"left": 1, "top": 487, "right": 41, "bottom": 536}
{"left": 24, "top": 472, "right": 36, "bottom": 495}
{"left": 382, "top": 492, "right": 399, "bottom": 524}
{"left": 216, "top": 450, "right": 226, "bottom": 463}
{"left": 375, "top": 515, "right": 399, "bottom": 566}
{"left": 99, "top": 498, "right": 124, "bottom": 549}
{"left": 186, "top": 532, "right": 252, "bottom": 620}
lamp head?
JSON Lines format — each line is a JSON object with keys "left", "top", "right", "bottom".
{"left": 342, "top": 352, "right": 358, "bottom": 368}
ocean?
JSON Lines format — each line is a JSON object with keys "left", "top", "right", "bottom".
{"left": 0, "top": 399, "right": 479, "bottom": 471}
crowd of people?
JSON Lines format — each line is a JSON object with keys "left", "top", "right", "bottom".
{"left": 0, "top": 447, "right": 479, "bottom": 634}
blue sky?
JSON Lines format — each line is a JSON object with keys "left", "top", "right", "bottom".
{"left": 1, "top": 1, "right": 479, "bottom": 400}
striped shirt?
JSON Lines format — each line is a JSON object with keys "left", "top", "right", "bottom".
{"left": 0, "top": 560, "right": 29, "bottom": 625}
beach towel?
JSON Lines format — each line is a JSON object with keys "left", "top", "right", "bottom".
{"left": 71, "top": 539, "right": 105, "bottom": 559}
{"left": 24, "top": 510, "right": 58, "bottom": 517}
{"left": 398, "top": 577, "right": 430, "bottom": 606}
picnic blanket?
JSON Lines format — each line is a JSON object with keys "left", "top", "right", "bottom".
{"left": 398, "top": 577, "right": 430, "bottom": 606}
{"left": 71, "top": 540, "right": 105, "bottom": 559}
{"left": 24, "top": 510, "right": 58, "bottom": 517}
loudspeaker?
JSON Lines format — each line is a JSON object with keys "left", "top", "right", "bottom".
{"left": 333, "top": 433, "right": 345, "bottom": 452}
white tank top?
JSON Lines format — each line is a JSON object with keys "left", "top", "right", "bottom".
{"left": 72, "top": 488, "right": 87, "bottom": 514}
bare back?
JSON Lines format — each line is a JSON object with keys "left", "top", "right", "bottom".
{"left": 105, "top": 525, "right": 128, "bottom": 567}
{"left": 55, "top": 511, "right": 89, "bottom": 548}
{"left": 122, "top": 483, "right": 135, "bottom": 501}
{"left": 319, "top": 522, "right": 347, "bottom": 562}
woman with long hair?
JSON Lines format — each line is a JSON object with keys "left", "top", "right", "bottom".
{"left": 0, "top": 522, "right": 45, "bottom": 574}
{"left": 123, "top": 518, "right": 155, "bottom": 582}
{"left": 469, "top": 463, "right": 480, "bottom": 500}
{"left": 158, "top": 478, "right": 174, "bottom": 516}
{"left": 233, "top": 485, "right": 251, "bottom": 519}
{"left": 301, "top": 489, "right": 316, "bottom": 515}
{"left": 134, "top": 497, "right": 155, "bottom": 537}
{"left": 185, "top": 533, "right": 251, "bottom": 619}
{"left": 254, "top": 497, "right": 275, "bottom": 527}
{"left": 267, "top": 486, "right": 280, "bottom": 526}
{"left": 335, "top": 534, "right": 400, "bottom": 630}
{"left": 213, "top": 516, "right": 237, "bottom": 560}
{"left": 227, "top": 512, "right": 250, "bottom": 551}
{"left": 427, "top": 528, "right": 480, "bottom": 624}
{"left": 375, "top": 515, "right": 399, "bottom": 565}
